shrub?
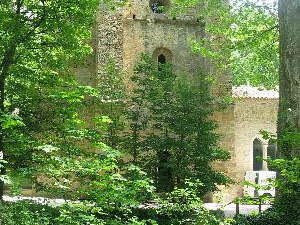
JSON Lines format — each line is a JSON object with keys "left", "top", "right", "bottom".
{"left": 228, "top": 209, "right": 295, "bottom": 225}
{"left": 132, "top": 180, "right": 222, "bottom": 225}
{"left": 229, "top": 157, "right": 300, "bottom": 225}
{"left": 0, "top": 200, "right": 59, "bottom": 225}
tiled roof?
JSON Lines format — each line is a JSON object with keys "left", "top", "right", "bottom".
{"left": 232, "top": 85, "right": 279, "bottom": 99}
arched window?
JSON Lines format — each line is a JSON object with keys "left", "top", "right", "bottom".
{"left": 153, "top": 48, "right": 173, "bottom": 70}
{"left": 253, "top": 138, "right": 263, "bottom": 171}
{"left": 158, "top": 54, "right": 166, "bottom": 64}
{"left": 267, "top": 140, "right": 276, "bottom": 170}
{"left": 157, "top": 54, "right": 166, "bottom": 71}
{"left": 150, "top": 0, "right": 170, "bottom": 14}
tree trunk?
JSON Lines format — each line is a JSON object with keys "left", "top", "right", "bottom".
{"left": 0, "top": 43, "right": 17, "bottom": 200}
{"left": 278, "top": 0, "right": 300, "bottom": 158}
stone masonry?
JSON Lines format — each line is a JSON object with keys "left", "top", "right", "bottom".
{"left": 81, "top": 1, "right": 280, "bottom": 203}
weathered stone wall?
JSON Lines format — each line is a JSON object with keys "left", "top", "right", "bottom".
{"left": 122, "top": 0, "right": 206, "bottom": 78}
{"left": 94, "top": 0, "right": 206, "bottom": 76}
{"left": 234, "top": 98, "right": 278, "bottom": 182}
{"left": 212, "top": 105, "right": 238, "bottom": 203}
{"left": 94, "top": 1, "right": 281, "bottom": 204}
{"left": 96, "top": 6, "right": 124, "bottom": 73}
{"left": 211, "top": 98, "right": 278, "bottom": 203}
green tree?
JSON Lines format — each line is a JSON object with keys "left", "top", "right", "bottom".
{"left": 97, "top": 57, "right": 126, "bottom": 149}
{"left": 231, "top": 1, "right": 279, "bottom": 88}
{"left": 170, "top": 75, "right": 231, "bottom": 195}
{"left": 125, "top": 55, "right": 230, "bottom": 196}
{"left": 0, "top": 0, "right": 123, "bottom": 199}
{"left": 172, "top": 0, "right": 279, "bottom": 89}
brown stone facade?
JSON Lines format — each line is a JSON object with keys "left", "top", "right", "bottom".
{"left": 210, "top": 96, "right": 278, "bottom": 203}
{"left": 88, "top": 1, "right": 279, "bottom": 203}
{"left": 95, "top": 0, "right": 205, "bottom": 77}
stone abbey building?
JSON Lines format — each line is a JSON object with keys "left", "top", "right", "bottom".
{"left": 76, "top": 0, "right": 279, "bottom": 202}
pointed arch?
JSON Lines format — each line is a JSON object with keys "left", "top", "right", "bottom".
{"left": 153, "top": 47, "right": 173, "bottom": 66}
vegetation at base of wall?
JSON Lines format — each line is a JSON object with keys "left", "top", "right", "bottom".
{"left": 229, "top": 211, "right": 286, "bottom": 225}
{"left": 228, "top": 202, "right": 300, "bottom": 225}
{"left": 123, "top": 54, "right": 231, "bottom": 196}
{"left": 0, "top": 201, "right": 59, "bottom": 225}
{"left": 269, "top": 157, "right": 300, "bottom": 225}
{"left": 55, "top": 181, "right": 223, "bottom": 225}
{"left": 0, "top": 183, "right": 224, "bottom": 225}
{"left": 230, "top": 155, "right": 300, "bottom": 225}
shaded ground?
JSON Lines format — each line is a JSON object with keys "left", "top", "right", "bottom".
{"left": 3, "top": 195, "right": 272, "bottom": 218}
{"left": 204, "top": 203, "right": 272, "bottom": 218}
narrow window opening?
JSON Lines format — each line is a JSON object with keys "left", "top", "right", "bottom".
{"left": 158, "top": 54, "right": 166, "bottom": 64}
{"left": 254, "top": 174, "right": 259, "bottom": 197}
{"left": 267, "top": 141, "right": 276, "bottom": 170}
{"left": 153, "top": 48, "right": 172, "bottom": 70}
{"left": 133, "top": 14, "right": 136, "bottom": 19}
{"left": 158, "top": 54, "right": 166, "bottom": 71}
{"left": 157, "top": 150, "right": 173, "bottom": 192}
{"left": 253, "top": 138, "right": 263, "bottom": 171}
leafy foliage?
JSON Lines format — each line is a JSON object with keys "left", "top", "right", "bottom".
{"left": 229, "top": 155, "right": 300, "bottom": 225}
{"left": 231, "top": 2, "right": 279, "bottom": 89}
{"left": 0, "top": 200, "right": 59, "bottom": 225}
{"left": 154, "top": 180, "right": 221, "bottom": 225}
{"left": 124, "top": 55, "right": 230, "bottom": 196}
{"left": 27, "top": 85, "right": 157, "bottom": 224}
{"left": 172, "top": 0, "right": 279, "bottom": 89}
{"left": 0, "top": 0, "right": 125, "bottom": 195}
{"left": 97, "top": 57, "right": 126, "bottom": 149}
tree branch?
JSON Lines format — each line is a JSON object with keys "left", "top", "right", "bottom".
{"left": 20, "top": 0, "right": 47, "bottom": 43}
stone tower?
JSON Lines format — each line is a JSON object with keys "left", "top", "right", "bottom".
{"left": 93, "top": 0, "right": 240, "bottom": 202}
{"left": 96, "top": 0, "right": 206, "bottom": 77}
{"left": 75, "top": 0, "right": 281, "bottom": 203}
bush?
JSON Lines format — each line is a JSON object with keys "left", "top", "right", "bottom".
{"left": 56, "top": 203, "right": 106, "bottom": 225}
{"left": 228, "top": 207, "right": 299, "bottom": 225}
{"left": 132, "top": 181, "right": 222, "bottom": 225}
{"left": 0, "top": 187, "right": 224, "bottom": 225}
{"left": 0, "top": 200, "right": 59, "bottom": 225}
{"left": 229, "top": 157, "right": 300, "bottom": 225}
{"left": 0, "top": 200, "right": 158, "bottom": 225}
{"left": 55, "top": 182, "right": 222, "bottom": 225}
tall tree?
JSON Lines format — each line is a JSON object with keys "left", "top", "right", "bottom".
{"left": 231, "top": 1, "right": 279, "bottom": 89}
{"left": 172, "top": 0, "right": 279, "bottom": 89}
{"left": 125, "top": 55, "right": 230, "bottom": 196}
{"left": 278, "top": 0, "right": 300, "bottom": 158}
{"left": 0, "top": 0, "right": 121, "bottom": 200}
